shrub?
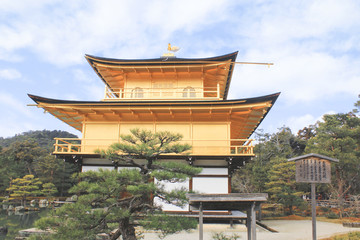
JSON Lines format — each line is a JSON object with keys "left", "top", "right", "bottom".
{"left": 212, "top": 232, "right": 241, "bottom": 240}
{"left": 327, "top": 212, "right": 339, "bottom": 219}
{"left": 320, "top": 206, "right": 330, "bottom": 212}
{"left": 333, "top": 231, "right": 360, "bottom": 240}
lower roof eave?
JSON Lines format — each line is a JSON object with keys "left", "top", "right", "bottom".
{"left": 28, "top": 92, "right": 280, "bottom": 107}
{"left": 53, "top": 152, "right": 254, "bottom": 160}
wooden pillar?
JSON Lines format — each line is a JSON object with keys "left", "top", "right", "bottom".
{"left": 251, "top": 202, "right": 256, "bottom": 240}
{"left": 230, "top": 219, "right": 234, "bottom": 228}
{"left": 311, "top": 183, "right": 317, "bottom": 240}
{"left": 199, "top": 202, "right": 203, "bottom": 240}
{"left": 258, "top": 203, "right": 262, "bottom": 221}
{"left": 246, "top": 208, "right": 251, "bottom": 240}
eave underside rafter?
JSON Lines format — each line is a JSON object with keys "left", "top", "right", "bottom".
{"left": 92, "top": 61, "right": 231, "bottom": 100}
{"left": 36, "top": 100, "right": 273, "bottom": 139}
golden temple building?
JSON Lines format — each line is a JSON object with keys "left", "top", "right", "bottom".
{"left": 28, "top": 51, "right": 279, "bottom": 212}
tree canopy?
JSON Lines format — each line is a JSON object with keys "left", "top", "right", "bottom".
{"left": 265, "top": 157, "right": 304, "bottom": 214}
{"left": 232, "top": 127, "right": 307, "bottom": 213}
{"left": 305, "top": 112, "right": 360, "bottom": 217}
{"left": 35, "top": 129, "right": 201, "bottom": 240}
{"left": 232, "top": 96, "right": 360, "bottom": 218}
{"left": 0, "top": 130, "right": 79, "bottom": 196}
{"left": 6, "top": 175, "right": 42, "bottom": 207}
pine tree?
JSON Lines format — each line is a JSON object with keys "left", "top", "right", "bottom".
{"left": 353, "top": 94, "right": 360, "bottom": 113}
{"left": 5, "top": 139, "right": 45, "bottom": 175}
{"left": 35, "top": 129, "right": 201, "bottom": 240}
{"left": 41, "top": 182, "right": 58, "bottom": 198}
{"left": 232, "top": 127, "right": 306, "bottom": 195}
{"left": 305, "top": 113, "right": 360, "bottom": 217}
{"left": 35, "top": 154, "right": 78, "bottom": 196}
{"left": 0, "top": 130, "right": 80, "bottom": 196}
{"left": 6, "top": 175, "right": 43, "bottom": 207}
{"left": 265, "top": 157, "right": 304, "bottom": 215}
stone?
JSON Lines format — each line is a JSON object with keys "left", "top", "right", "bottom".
{"left": 30, "top": 200, "right": 37, "bottom": 207}
{"left": 343, "top": 222, "right": 360, "bottom": 228}
{"left": 39, "top": 199, "right": 49, "bottom": 208}
{"left": 96, "top": 233, "right": 110, "bottom": 239}
{"left": 15, "top": 206, "right": 25, "bottom": 212}
{"left": 18, "top": 228, "right": 52, "bottom": 238}
{"left": 0, "top": 226, "right": 8, "bottom": 234}
{"left": 66, "top": 195, "right": 78, "bottom": 202}
{"left": 70, "top": 195, "right": 78, "bottom": 202}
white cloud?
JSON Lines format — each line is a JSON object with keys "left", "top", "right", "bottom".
{"left": 0, "top": 0, "right": 237, "bottom": 66}
{"left": 71, "top": 68, "right": 103, "bottom": 100}
{"left": 235, "top": 1, "right": 360, "bottom": 49}
{"left": 230, "top": 46, "right": 360, "bottom": 105}
{"left": 0, "top": 92, "right": 33, "bottom": 118}
{"left": 83, "top": 84, "right": 105, "bottom": 101}
{"left": 0, "top": 92, "right": 37, "bottom": 137}
{"left": 1, "top": 0, "right": 360, "bottom": 137}
{"left": 0, "top": 120, "right": 35, "bottom": 138}
{"left": 73, "top": 69, "right": 92, "bottom": 83}
{"left": 0, "top": 69, "right": 22, "bottom": 80}
{"left": 285, "top": 114, "right": 318, "bottom": 133}
{"left": 227, "top": 0, "right": 360, "bottom": 106}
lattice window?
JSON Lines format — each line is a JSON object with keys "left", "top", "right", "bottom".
{"left": 183, "top": 86, "right": 196, "bottom": 98}
{"left": 131, "top": 87, "right": 144, "bottom": 98}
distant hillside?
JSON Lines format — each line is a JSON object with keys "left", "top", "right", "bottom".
{"left": 0, "top": 130, "right": 78, "bottom": 151}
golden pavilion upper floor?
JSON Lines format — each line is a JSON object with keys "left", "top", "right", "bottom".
{"left": 85, "top": 52, "right": 238, "bottom": 101}
{"left": 28, "top": 93, "right": 279, "bottom": 158}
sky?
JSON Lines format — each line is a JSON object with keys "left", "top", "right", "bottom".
{"left": 1, "top": 0, "right": 359, "bottom": 139}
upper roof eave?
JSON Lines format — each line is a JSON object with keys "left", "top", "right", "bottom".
{"left": 28, "top": 92, "right": 280, "bottom": 108}
{"left": 85, "top": 52, "right": 238, "bottom": 65}
{"left": 85, "top": 52, "right": 238, "bottom": 100}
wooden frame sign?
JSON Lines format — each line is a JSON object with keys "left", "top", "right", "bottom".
{"left": 288, "top": 153, "right": 339, "bottom": 184}
{"left": 295, "top": 158, "right": 331, "bottom": 183}
{"left": 288, "top": 153, "right": 339, "bottom": 240}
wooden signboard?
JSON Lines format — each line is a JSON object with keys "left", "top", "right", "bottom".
{"left": 288, "top": 153, "right": 339, "bottom": 184}
{"left": 295, "top": 157, "right": 331, "bottom": 183}
{"left": 288, "top": 153, "right": 339, "bottom": 240}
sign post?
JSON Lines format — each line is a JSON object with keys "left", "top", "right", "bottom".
{"left": 311, "top": 183, "right": 316, "bottom": 240}
{"left": 288, "top": 153, "right": 339, "bottom": 240}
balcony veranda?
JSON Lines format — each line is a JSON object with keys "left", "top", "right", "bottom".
{"left": 102, "top": 85, "right": 222, "bottom": 101}
{"left": 53, "top": 138, "right": 254, "bottom": 157}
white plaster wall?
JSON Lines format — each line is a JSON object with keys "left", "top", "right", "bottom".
{"left": 192, "top": 177, "right": 228, "bottom": 194}
{"left": 153, "top": 179, "right": 190, "bottom": 211}
{"left": 198, "top": 168, "right": 227, "bottom": 175}
{"left": 82, "top": 166, "right": 114, "bottom": 172}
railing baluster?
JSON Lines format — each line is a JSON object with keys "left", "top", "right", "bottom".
{"left": 55, "top": 139, "right": 58, "bottom": 153}
{"left": 52, "top": 138, "right": 254, "bottom": 156}
{"left": 102, "top": 87, "right": 225, "bottom": 100}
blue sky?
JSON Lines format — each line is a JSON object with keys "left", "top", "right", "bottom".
{"left": 1, "top": 0, "right": 359, "bottom": 138}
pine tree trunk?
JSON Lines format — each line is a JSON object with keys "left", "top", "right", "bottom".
{"left": 110, "top": 228, "right": 121, "bottom": 240}
{"left": 27, "top": 163, "right": 33, "bottom": 175}
{"left": 289, "top": 205, "right": 293, "bottom": 215}
{"left": 117, "top": 219, "right": 137, "bottom": 240}
{"left": 336, "top": 168, "right": 344, "bottom": 218}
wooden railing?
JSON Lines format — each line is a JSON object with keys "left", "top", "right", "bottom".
{"left": 54, "top": 138, "right": 81, "bottom": 153}
{"left": 102, "top": 85, "right": 221, "bottom": 101}
{"left": 54, "top": 138, "right": 254, "bottom": 156}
